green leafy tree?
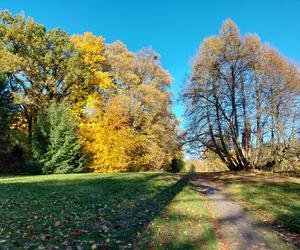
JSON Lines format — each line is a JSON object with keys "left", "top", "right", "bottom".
{"left": 169, "top": 159, "right": 185, "bottom": 173}
{"left": 32, "top": 103, "right": 86, "bottom": 174}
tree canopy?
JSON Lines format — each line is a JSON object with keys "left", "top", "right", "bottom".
{"left": 0, "top": 10, "right": 182, "bottom": 173}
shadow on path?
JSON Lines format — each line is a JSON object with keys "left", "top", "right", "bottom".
{"left": 191, "top": 174, "right": 273, "bottom": 250}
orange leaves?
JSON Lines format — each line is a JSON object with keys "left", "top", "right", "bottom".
{"left": 186, "top": 19, "right": 300, "bottom": 171}
{"left": 220, "top": 19, "right": 240, "bottom": 37}
{"left": 244, "top": 35, "right": 261, "bottom": 53}
{"left": 260, "top": 45, "right": 299, "bottom": 91}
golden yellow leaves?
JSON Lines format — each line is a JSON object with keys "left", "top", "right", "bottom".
{"left": 93, "top": 71, "right": 112, "bottom": 90}
{"left": 70, "top": 32, "right": 106, "bottom": 66}
{"left": 70, "top": 34, "right": 181, "bottom": 173}
{"left": 70, "top": 32, "right": 114, "bottom": 91}
{"left": 0, "top": 46, "right": 20, "bottom": 73}
{"left": 80, "top": 94, "right": 136, "bottom": 173}
{"left": 68, "top": 32, "right": 115, "bottom": 117}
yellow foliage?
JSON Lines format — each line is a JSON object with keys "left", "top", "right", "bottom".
{"left": 70, "top": 32, "right": 114, "bottom": 116}
{"left": 76, "top": 37, "right": 182, "bottom": 172}
{"left": 70, "top": 32, "right": 106, "bottom": 67}
{"left": 80, "top": 94, "right": 136, "bottom": 172}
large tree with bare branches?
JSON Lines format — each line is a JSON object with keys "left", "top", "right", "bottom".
{"left": 183, "top": 20, "right": 300, "bottom": 171}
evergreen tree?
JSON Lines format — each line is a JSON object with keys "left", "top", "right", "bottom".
{"left": 0, "top": 72, "right": 15, "bottom": 149}
{"left": 32, "top": 103, "right": 86, "bottom": 174}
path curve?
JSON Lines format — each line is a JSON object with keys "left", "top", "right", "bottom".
{"left": 191, "top": 175, "right": 270, "bottom": 250}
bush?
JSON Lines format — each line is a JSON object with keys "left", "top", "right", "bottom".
{"left": 169, "top": 159, "right": 185, "bottom": 173}
{"left": 22, "top": 160, "right": 42, "bottom": 174}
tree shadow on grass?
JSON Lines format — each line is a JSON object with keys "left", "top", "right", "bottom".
{"left": 136, "top": 213, "right": 216, "bottom": 250}
{"left": 0, "top": 173, "right": 204, "bottom": 249}
{"left": 135, "top": 183, "right": 217, "bottom": 249}
{"left": 236, "top": 181, "right": 300, "bottom": 234}
{"left": 161, "top": 229, "right": 215, "bottom": 250}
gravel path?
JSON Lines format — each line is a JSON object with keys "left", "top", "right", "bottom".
{"left": 191, "top": 175, "right": 270, "bottom": 250}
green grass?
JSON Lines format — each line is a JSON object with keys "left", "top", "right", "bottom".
{"left": 0, "top": 173, "right": 216, "bottom": 249}
{"left": 137, "top": 185, "right": 216, "bottom": 250}
{"left": 224, "top": 180, "right": 300, "bottom": 234}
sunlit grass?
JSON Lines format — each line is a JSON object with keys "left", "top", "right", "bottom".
{"left": 0, "top": 173, "right": 216, "bottom": 249}
{"left": 137, "top": 185, "right": 216, "bottom": 249}
{"left": 225, "top": 181, "right": 300, "bottom": 234}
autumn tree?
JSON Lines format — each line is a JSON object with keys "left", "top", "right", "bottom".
{"left": 0, "top": 10, "right": 183, "bottom": 173}
{"left": 0, "top": 11, "right": 111, "bottom": 145}
{"left": 106, "top": 42, "right": 182, "bottom": 170}
{"left": 253, "top": 46, "right": 300, "bottom": 169}
{"left": 183, "top": 20, "right": 299, "bottom": 171}
{"left": 80, "top": 94, "right": 137, "bottom": 172}
{"left": 79, "top": 41, "right": 182, "bottom": 172}
{"left": 70, "top": 32, "right": 114, "bottom": 116}
{"left": 0, "top": 11, "right": 73, "bottom": 143}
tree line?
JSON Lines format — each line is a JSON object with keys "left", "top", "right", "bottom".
{"left": 2, "top": 12, "right": 298, "bottom": 174}
{"left": 183, "top": 20, "right": 300, "bottom": 172}
{"left": 0, "top": 10, "right": 182, "bottom": 174}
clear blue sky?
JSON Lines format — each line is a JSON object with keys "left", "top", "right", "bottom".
{"left": 1, "top": 0, "right": 299, "bottom": 125}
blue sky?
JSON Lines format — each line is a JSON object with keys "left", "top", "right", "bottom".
{"left": 1, "top": 0, "right": 299, "bottom": 125}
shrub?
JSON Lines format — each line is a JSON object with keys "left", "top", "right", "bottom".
{"left": 169, "top": 159, "right": 185, "bottom": 173}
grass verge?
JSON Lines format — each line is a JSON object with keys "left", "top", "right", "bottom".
{"left": 210, "top": 172, "right": 300, "bottom": 248}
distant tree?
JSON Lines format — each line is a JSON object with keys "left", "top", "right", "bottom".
{"left": 32, "top": 103, "right": 85, "bottom": 174}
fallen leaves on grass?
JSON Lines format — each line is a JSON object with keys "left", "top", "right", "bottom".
{"left": 0, "top": 173, "right": 207, "bottom": 249}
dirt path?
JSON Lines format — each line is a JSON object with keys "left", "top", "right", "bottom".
{"left": 191, "top": 175, "right": 271, "bottom": 250}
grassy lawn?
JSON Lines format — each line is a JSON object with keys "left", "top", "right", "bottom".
{"left": 207, "top": 172, "right": 300, "bottom": 246}
{"left": 226, "top": 181, "right": 300, "bottom": 233}
{"left": 0, "top": 173, "right": 216, "bottom": 249}
{"left": 137, "top": 185, "right": 216, "bottom": 249}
